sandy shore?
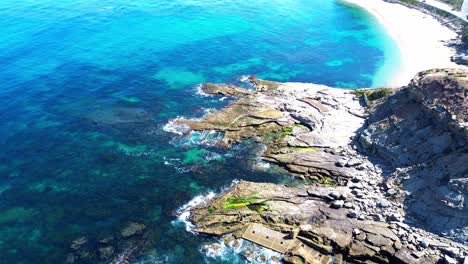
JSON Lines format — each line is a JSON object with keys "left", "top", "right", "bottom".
{"left": 341, "top": 0, "right": 463, "bottom": 87}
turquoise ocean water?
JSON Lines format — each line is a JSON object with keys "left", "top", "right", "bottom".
{"left": 0, "top": 0, "right": 399, "bottom": 263}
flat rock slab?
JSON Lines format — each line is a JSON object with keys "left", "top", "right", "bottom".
{"left": 242, "top": 223, "right": 296, "bottom": 253}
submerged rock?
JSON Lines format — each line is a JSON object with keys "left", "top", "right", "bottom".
{"left": 120, "top": 222, "right": 146, "bottom": 238}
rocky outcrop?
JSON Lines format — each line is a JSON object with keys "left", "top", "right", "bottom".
{"left": 172, "top": 69, "right": 468, "bottom": 263}
{"left": 359, "top": 68, "right": 468, "bottom": 243}
{"left": 190, "top": 181, "right": 464, "bottom": 264}
{"left": 176, "top": 79, "right": 367, "bottom": 182}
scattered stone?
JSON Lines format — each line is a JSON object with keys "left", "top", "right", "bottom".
{"left": 378, "top": 200, "right": 391, "bottom": 208}
{"left": 328, "top": 191, "right": 341, "bottom": 200}
{"left": 346, "top": 158, "right": 362, "bottom": 167}
{"left": 420, "top": 239, "right": 430, "bottom": 248}
{"left": 348, "top": 211, "right": 358, "bottom": 218}
{"left": 387, "top": 213, "right": 403, "bottom": 222}
{"left": 331, "top": 200, "right": 344, "bottom": 209}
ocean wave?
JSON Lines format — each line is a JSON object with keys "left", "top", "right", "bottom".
{"left": 173, "top": 191, "right": 217, "bottom": 233}
{"left": 173, "top": 180, "right": 239, "bottom": 233}
{"left": 162, "top": 157, "right": 190, "bottom": 173}
{"left": 194, "top": 84, "right": 209, "bottom": 97}
{"left": 162, "top": 118, "right": 191, "bottom": 135}
{"left": 171, "top": 130, "right": 224, "bottom": 147}
{"left": 238, "top": 75, "right": 251, "bottom": 83}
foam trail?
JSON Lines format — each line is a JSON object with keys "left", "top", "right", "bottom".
{"left": 162, "top": 118, "right": 190, "bottom": 135}
{"left": 238, "top": 75, "right": 251, "bottom": 82}
{"left": 174, "top": 180, "right": 240, "bottom": 233}
{"left": 174, "top": 191, "right": 216, "bottom": 233}
{"left": 195, "top": 84, "right": 209, "bottom": 97}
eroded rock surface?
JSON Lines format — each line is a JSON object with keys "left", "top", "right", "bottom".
{"left": 359, "top": 68, "right": 468, "bottom": 242}
{"left": 174, "top": 69, "right": 468, "bottom": 263}
{"left": 177, "top": 78, "right": 367, "bottom": 182}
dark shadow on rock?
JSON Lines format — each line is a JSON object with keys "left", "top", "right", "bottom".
{"left": 354, "top": 68, "right": 468, "bottom": 244}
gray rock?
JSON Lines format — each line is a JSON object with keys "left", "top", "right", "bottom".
{"left": 346, "top": 158, "right": 362, "bottom": 167}
{"left": 443, "top": 255, "right": 458, "bottom": 264}
{"left": 378, "top": 200, "right": 391, "bottom": 208}
{"left": 331, "top": 200, "right": 345, "bottom": 209}
{"left": 336, "top": 158, "right": 348, "bottom": 167}
{"left": 420, "top": 239, "right": 430, "bottom": 248}
{"left": 348, "top": 211, "right": 359, "bottom": 218}
{"left": 328, "top": 191, "right": 341, "bottom": 200}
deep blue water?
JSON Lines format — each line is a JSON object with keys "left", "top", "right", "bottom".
{"left": 0, "top": 0, "right": 399, "bottom": 263}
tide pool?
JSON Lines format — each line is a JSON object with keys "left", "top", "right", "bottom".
{"left": 0, "top": 0, "right": 399, "bottom": 262}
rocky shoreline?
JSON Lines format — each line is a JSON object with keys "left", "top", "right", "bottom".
{"left": 174, "top": 69, "right": 468, "bottom": 263}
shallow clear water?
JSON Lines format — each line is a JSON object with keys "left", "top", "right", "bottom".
{"left": 0, "top": 0, "right": 399, "bottom": 263}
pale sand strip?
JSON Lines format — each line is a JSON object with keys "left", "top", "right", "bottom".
{"left": 341, "top": 0, "right": 465, "bottom": 87}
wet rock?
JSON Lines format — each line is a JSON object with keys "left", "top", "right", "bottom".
{"left": 222, "top": 235, "right": 235, "bottom": 246}
{"left": 201, "top": 243, "right": 223, "bottom": 258}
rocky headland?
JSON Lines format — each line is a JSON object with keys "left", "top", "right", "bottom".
{"left": 175, "top": 69, "right": 468, "bottom": 264}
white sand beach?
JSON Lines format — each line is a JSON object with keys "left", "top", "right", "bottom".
{"left": 342, "top": 0, "right": 464, "bottom": 87}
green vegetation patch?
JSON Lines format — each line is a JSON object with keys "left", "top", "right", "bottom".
{"left": 263, "top": 126, "right": 294, "bottom": 142}
{"left": 288, "top": 147, "right": 317, "bottom": 152}
{"left": 355, "top": 88, "right": 393, "bottom": 101}
{"left": 448, "top": 72, "right": 467, "bottom": 78}
{"left": 400, "top": 0, "right": 419, "bottom": 5}
{"left": 223, "top": 194, "right": 267, "bottom": 213}
{"left": 318, "top": 177, "right": 336, "bottom": 186}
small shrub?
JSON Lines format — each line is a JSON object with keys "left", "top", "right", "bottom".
{"left": 318, "top": 177, "right": 336, "bottom": 186}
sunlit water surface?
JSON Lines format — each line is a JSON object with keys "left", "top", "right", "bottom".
{"left": 0, "top": 0, "right": 399, "bottom": 262}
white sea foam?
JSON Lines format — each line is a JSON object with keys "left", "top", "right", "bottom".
{"left": 201, "top": 236, "right": 282, "bottom": 263}
{"left": 219, "top": 96, "right": 228, "bottom": 101}
{"left": 174, "top": 191, "right": 217, "bottom": 233}
{"left": 162, "top": 157, "right": 190, "bottom": 173}
{"left": 254, "top": 160, "right": 271, "bottom": 171}
{"left": 162, "top": 118, "right": 191, "bottom": 135}
{"left": 174, "top": 180, "right": 239, "bottom": 233}
{"left": 203, "top": 108, "right": 216, "bottom": 115}
{"left": 194, "top": 84, "right": 209, "bottom": 97}
{"left": 238, "top": 75, "right": 251, "bottom": 82}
